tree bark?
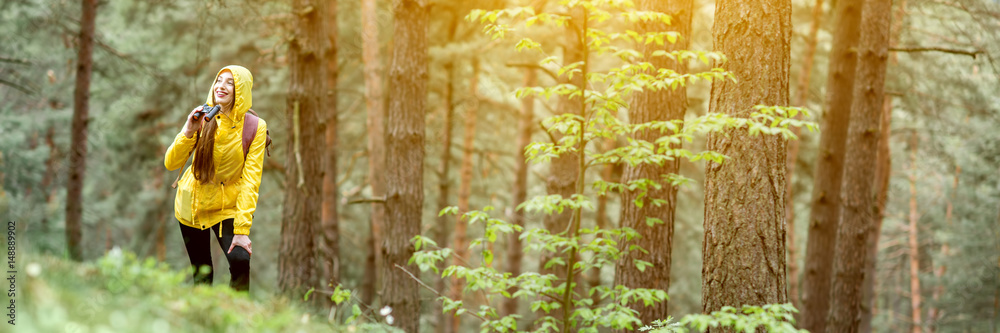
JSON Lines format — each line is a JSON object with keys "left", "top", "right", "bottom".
{"left": 360, "top": 0, "right": 384, "bottom": 307}
{"left": 502, "top": 68, "right": 535, "bottom": 318}
{"left": 906, "top": 133, "right": 923, "bottom": 333}
{"left": 860, "top": 92, "right": 894, "bottom": 333}
{"left": 613, "top": 0, "right": 691, "bottom": 327}
{"left": 786, "top": 0, "right": 825, "bottom": 309}
{"left": 449, "top": 60, "right": 479, "bottom": 333}
{"left": 825, "top": 0, "right": 892, "bottom": 331}
{"left": 383, "top": 0, "right": 428, "bottom": 331}
{"left": 859, "top": 2, "right": 905, "bottom": 330}
{"left": 702, "top": 0, "right": 790, "bottom": 323}
{"left": 929, "top": 164, "right": 958, "bottom": 332}
{"left": 279, "top": 0, "right": 327, "bottom": 296}
{"left": 65, "top": 0, "right": 97, "bottom": 262}
{"left": 41, "top": 125, "right": 58, "bottom": 231}
{"left": 541, "top": 2, "right": 583, "bottom": 283}
{"left": 320, "top": 0, "right": 341, "bottom": 294}
{"left": 589, "top": 136, "right": 613, "bottom": 307}
{"left": 435, "top": 16, "right": 459, "bottom": 333}
{"left": 800, "top": 0, "right": 864, "bottom": 329}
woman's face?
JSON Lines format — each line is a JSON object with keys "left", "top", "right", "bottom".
{"left": 213, "top": 71, "right": 235, "bottom": 107}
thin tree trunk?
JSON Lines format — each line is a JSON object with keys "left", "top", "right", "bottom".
{"left": 825, "top": 0, "right": 892, "bottom": 331}
{"left": 800, "top": 0, "right": 864, "bottom": 329}
{"left": 321, "top": 0, "right": 341, "bottom": 293}
{"left": 786, "top": 0, "right": 824, "bottom": 309}
{"left": 383, "top": 0, "right": 428, "bottom": 331}
{"left": 279, "top": 0, "right": 327, "bottom": 296}
{"left": 589, "top": 136, "right": 613, "bottom": 307}
{"left": 65, "top": 0, "right": 97, "bottom": 262}
{"left": 906, "top": 133, "right": 923, "bottom": 333}
{"left": 41, "top": 125, "right": 57, "bottom": 231}
{"left": 929, "top": 164, "right": 958, "bottom": 332}
{"left": 155, "top": 152, "right": 170, "bottom": 261}
{"left": 860, "top": 92, "right": 894, "bottom": 333}
{"left": 541, "top": 6, "right": 583, "bottom": 302}
{"left": 434, "top": 17, "right": 459, "bottom": 333}
{"left": 702, "top": 0, "right": 790, "bottom": 324}
{"left": 360, "top": 0, "right": 384, "bottom": 307}
{"left": 860, "top": 0, "right": 906, "bottom": 328}
{"left": 614, "top": 0, "right": 691, "bottom": 327}
{"left": 995, "top": 194, "right": 1000, "bottom": 333}
{"left": 501, "top": 68, "right": 535, "bottom": 318}
{"left": 449, "top": 60, "right": 479, "bottom": 333}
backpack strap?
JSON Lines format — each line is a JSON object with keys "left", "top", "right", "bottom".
{"left": 243, "top": 110, "right": 260, "bottom": 160}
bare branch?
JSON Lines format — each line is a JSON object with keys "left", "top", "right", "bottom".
{"left": 506, "top": 62, "right": 558, "bottom": 81}
{"left": 0, "top": 56, "right": 32, "bottom": 65}
{"left": 347, "top": 196, "right": 385, "bottom": 204}
{"left": 0, "top": 77, "right": 36, "bottom": 95}
{"left": 393, "top": 264, "right": 489, "bottom": 322}
{"left": 889, "top": 46, "right": 983, "bottom": 59}
{"left": 538, "top": 120, "right": 558, "bottom": 145}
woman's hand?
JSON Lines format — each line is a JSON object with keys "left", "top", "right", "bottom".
{"left": 229, "top": 235, "right": 253, "bottom": 256}
{"left": 183, "top": 105, "right": 207, "bottom": 138}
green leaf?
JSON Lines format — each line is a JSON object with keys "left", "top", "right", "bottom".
{"left": 483, "top": 250, "right": 494, "bottom": 266}
{"left": 303, "top": 287, "right": 314, "bottom": 301}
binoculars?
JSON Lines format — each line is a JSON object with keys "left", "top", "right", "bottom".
{"left": 192, "top": 104, "right": 221, "bottom": 121}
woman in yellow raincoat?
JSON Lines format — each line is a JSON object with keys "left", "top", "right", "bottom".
{"left": 164, "top": 65, "right": 266, "bottom": 291}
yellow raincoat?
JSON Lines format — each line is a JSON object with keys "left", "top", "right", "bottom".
{"left": 164, "top": 65, "right": 266, "bottom": 236}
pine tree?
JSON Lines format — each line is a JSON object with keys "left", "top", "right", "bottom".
{"left": 613, "top": 0, "right": 692, "bottom": 324}
{"left": 383, "top": 0, "right": 429, "bottom": 331}
{"left": 800, "top": 0, "right": 864, "bottom": 330}
{"left": 320, "top": 0, "right": 341, "bottom": 294}
{"left": 702, "top": 0, "right": 791, "bottom": 319}
{"left": 826, "top": 0, "right": 892, "bottom": 330}
{"left": 279, "top": 0, "right": 328, "bottom": 295}
{"left": 65, "top": 0, "right": 98, "bottom": 262}
{"left": 360, "top": 0, "right": 385, "bottom": 308}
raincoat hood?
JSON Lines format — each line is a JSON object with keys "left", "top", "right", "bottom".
{"left": 205, "top": 65, "right": 253, "bottom": 121}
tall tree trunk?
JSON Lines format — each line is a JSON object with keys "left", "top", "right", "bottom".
{"left": 541, "top": 1, "right": 583, "bottom": 284}
{"left": 589, "top": 136, "right": 613, "bottom": 307}
{"left": 502, "top": 68, "right": 535, "bottom": 318}
{"left": 800, "top": 0, "right": 864, "bottom": 329}
{"left": 702, "top": 0, "right": 790, "bottom": 322}
{"left": 360, "top": 0, "right": 384, "bottom": 307}
{"left": 321, "top": 0, "right": 341, "bottom": 293}
{"left": 65, "top": 0, "right": 97, "bottom": 262}
{"left": 613, "top": 0, "right": 691, "bottom": 326}
{"left": 995, "top": 191, "right": 1000, "bottom": 333}
{"left": 41, "top": 125, "right": 58, "bottom": 231}
{"left": 155, "top": 149, "right": 170, "bottom": 261}
{"left": 860, "top": 92, "right": 894, "bottom": 333}
{"left": 383, "top": 0, "right": 428, "bottom": 331}
{"left": 435, "top": 16, "right": 459, "bottom": 333}
{"left": 449, "top": 60, "right": 479, "bottom": 333}
{"left": 906, "top": 133, "right": 923, "bottom": 333}
{"left": 860, "top": 2, "right": 905, "bottom": 330}
{"left": 929, "top": 164, "right": 958, "bottom": 332}
{"left": 786, "top": 0, "right": 825, "bottom": 309}
{"left": 825, "top": 0, "right": 892, "bottom": 331}
{"left": 279, "top": 0, "right": 327, "bottom": 296}
{"left": 927, "top": 162, "right": 962, "bottom": 332}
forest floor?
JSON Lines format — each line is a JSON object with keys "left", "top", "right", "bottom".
{"left": 12, "top": 250, "right": 384, "bottom": 333}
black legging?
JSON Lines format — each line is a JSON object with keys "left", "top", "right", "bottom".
{"left": 178, "top": 218, "right": 250, "bottom": 291}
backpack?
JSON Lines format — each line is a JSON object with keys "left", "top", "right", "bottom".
{"left": 242, "top": 109, "right": 272, "bottom": 158}
{"left": 171, "top": 110, "right": 271, "bottom": 188}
